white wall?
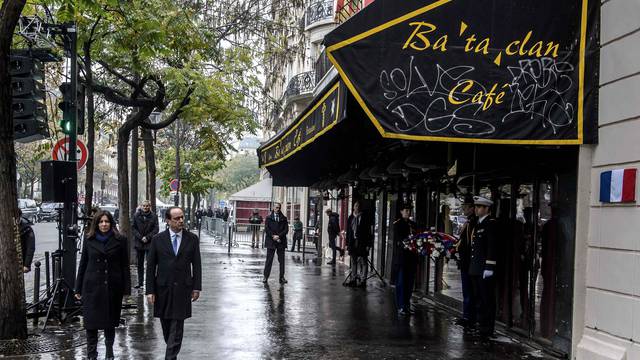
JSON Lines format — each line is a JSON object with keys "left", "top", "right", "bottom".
{"left": 576, "top": 1, "right": 640, "bottom": 358}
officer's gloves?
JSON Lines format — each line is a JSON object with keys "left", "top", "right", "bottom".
{"left": 482, "top": 270, "right": 494, "bottom": 279}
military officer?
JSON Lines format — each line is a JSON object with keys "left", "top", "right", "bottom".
{"left": 468, "top": 195, "right": 498, "bottom": 339}
{"left": 392, "top": 203, "right": 418, "bottom": 315}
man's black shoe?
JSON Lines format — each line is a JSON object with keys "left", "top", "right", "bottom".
{"left": 327, "top": 260, "right": 336, "bottom": 265}
{"left": 134, "top": 284, "right": 142, "bottom": 289}
{"left": 262, "top": 277, "right": 268, "bottom": 283}
{"left": 279, "top": 278, "right": 288, "bottom": 284}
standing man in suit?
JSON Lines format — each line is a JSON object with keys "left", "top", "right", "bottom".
{"left": 469, "top": 196, "right": 498, "bottom": 340}
{"left": 132, "top": 200, "right": 160, "bottom": 289}
{"left": 146, "top": 206, "right": 202, "bottom": 360}
{"left": 263, "top": 202, "right": 288, "bottom": 284}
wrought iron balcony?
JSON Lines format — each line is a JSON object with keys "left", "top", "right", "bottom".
{"left": 314, "top": 50, "right": 332, "bottom": 84}
{"left": 284, "top": 71, "right": 316, "bottom": 101}
{"left": 305, "top": 0, "right": 335, "bottom": 29}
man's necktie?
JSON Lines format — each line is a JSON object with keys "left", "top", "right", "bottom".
{"left": 275, "top": 214, "right": 278, "bottom": 222}
{"left": 172, "top": 234, "right": 178, "bottom": 255}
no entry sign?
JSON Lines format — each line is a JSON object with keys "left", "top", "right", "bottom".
{"left": 169, "top": 179, "right": 180, "bottom": 191}
{"left": 52, "top": 138, "right": 88, "bottom": 170}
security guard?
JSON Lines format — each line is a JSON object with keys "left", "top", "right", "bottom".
{"left": 469, "top": 195, "right": 498, "bottom": 339}
{"left": 392, "top": 203, "right": 418, "bottom": 315}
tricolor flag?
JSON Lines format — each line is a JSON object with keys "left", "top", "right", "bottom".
{"left": 600, "top": 168, "right": 637, "bottom": 203}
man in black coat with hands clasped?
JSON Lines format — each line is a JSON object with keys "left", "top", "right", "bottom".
{"left": 263, "top": 202, "right": 288, "bottom": 285}
{"left": 146, "top": 207, "right": 202, "bottom": 360}
{"left": 132, "top": 200, "right": 159, "bottom": 288}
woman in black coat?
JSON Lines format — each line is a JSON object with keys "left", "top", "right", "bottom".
{"left": 75, "top": 210, "right": 130, "bottom": 360}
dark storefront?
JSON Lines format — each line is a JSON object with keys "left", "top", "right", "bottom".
{"left": 259, "top": 0, "right": 599, "bottom": 356}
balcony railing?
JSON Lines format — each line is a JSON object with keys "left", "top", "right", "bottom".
{"left": 284, "top": 71, "right": 316, "bottom": 100}
{"left": 305, "top": 0, "right": 334, "bottom": 29}
{"left": 314, "top": 50, "right": 332, "bottom": 84}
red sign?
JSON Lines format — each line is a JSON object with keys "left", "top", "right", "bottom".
{"left": 169, "top": 179, "right": 180, "bottom": 191}
{"left": 52, "top": 138, "right": 88, "bottom": 170}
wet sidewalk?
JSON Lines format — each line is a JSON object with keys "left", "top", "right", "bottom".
{"left": 9, "top": 235, "right": 556, "bottom": 359}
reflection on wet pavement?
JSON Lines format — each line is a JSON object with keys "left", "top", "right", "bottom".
{"left": 13, "top": 240, "right": 556, "bottom": 359}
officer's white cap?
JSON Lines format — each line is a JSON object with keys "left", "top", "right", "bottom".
{"left": 473, "top": 196, "right": 493, "bottom": 206}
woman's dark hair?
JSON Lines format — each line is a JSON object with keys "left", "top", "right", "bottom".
{"left": 86, "top": 210, "right": 120, "bottom": 238}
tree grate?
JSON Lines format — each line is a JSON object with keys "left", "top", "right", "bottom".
{"left": 0, "top": 330, "right": 85, "bottom": 356}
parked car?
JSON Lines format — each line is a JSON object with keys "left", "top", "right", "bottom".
{"left": 18, "top": 198, "right": 39, "bottom": 223}
{"left": 38, "top": 202, "right": 63, "bottom": 222}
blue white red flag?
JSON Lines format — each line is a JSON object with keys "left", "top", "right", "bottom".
{"left": 600, "top": 168, "right": 636, "bottom": 203}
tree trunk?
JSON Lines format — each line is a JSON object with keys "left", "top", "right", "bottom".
{"left": 83, "top": 42, "right": 95, "bottom": 213}
{"left": 142, "top": 128, "right": 156, "bottom": 212}
{"left": 0, "top": 0, "right": 28, "bottom": 340}
{"left": 131, "top": 127, "right": 138, "bottom": 215}
{"left": 117, "top": 125, "right": 133, "bottom": 263}
{"left": 29, "top": 180, "right": 34, "bottom": 199}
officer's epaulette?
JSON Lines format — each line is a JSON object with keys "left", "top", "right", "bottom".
{"left": 393, "top": 219, "right": 402, "bottom": 224}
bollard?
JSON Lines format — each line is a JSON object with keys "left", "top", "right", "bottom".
{"left": 227, "top": 223, "right": 232, "bottom": 254}
{"left": 302, "top": 232, "right": 306, "bottom": 261}
{"left": 33, "top": 261, "right": 41, "bottom": 326}
{"left": 44, "top": 251, "right": 51, "bottom": 296}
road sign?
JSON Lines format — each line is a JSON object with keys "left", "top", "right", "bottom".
{"left": 52, "top": 138, "right": 88, "bottom": 170}
{"left": 169, "top": 179, "right": 180, "bottom": 192}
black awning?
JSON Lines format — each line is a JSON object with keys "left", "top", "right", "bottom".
{"left": 259, "top": 80, "right": 392, "bottom": 187}
{"left": 324, "top": 0, "right": 600, "bottom": 145}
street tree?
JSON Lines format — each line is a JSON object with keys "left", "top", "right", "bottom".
{"left": 0, "top": 0, "right": 29, "bottom": 340}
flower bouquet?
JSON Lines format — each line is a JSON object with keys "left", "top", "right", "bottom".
{"left": 403, "top": 229, "right": 459, "bottom": 261}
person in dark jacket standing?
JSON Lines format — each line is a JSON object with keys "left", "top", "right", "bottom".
{"left": 146, "top": 206, "right": 202, "bottom": 360}
{"left": 469, "top": 196, "right": 498, "bottom": 340}
{"left": 75, "top": 210, "right": 130, "bottom": 360}
{"left": 18, "top": 209, "right": 35, "bottom": 273}
{"left": 291, "top": 216, "right": 303, "bottom": 252}
{"left": 249, "top": 209, "right": 264, "bottom": 249}
{"left": 325, "top": 209, "right": 343, "bottom": 265}
{"left": 346, "top": 201, "right": 373, "bottom": 287}
{"left": 132, "top": 200, "right": 159, "bottom": 289}
{"left": 263, "top": 203, "right": 288, "bottom": 284}
{"left": 392, "top": 203, "right": 418, "bottom": 315}
{"left": 454, "top": 195, "right": 477, "bottom": 327}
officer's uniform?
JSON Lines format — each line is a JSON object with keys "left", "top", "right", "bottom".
{"left": 469, "top": 196, "right": 498, "bottom": 337}
{"left": 393, "top": 216, "right": 418, "bottom": 313}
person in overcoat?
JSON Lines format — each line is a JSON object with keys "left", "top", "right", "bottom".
{"left": 346, "top": 201, "right": 373, "bottom": 287}
{"left": 75, "top": 210, "right": 131, "bottom": 360}
{"left": 392, "top": 203, "right": 418, "bottom": 315}
{"left": 263, "top": 202, "right": 289, "bottom": 284}
{"left": 132, "top": 200, "right": 159, "bottom": 288}
{"left": 146, "top": 206, "right": 202, "bottom": 360}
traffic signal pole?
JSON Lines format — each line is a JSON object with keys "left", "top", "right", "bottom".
{"left": 61, "top": 24, "right": 78, "bottom": 308}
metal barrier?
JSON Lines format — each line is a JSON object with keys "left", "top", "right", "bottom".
{"left": 201, "top": 217, "right": 229, "bottom": 245}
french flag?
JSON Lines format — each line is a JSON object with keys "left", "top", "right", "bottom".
{"left": 600, "top": 168, "right": 636, "bottom": 203}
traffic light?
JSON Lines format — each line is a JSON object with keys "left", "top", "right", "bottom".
{"left": 58, "top": 82, "right": 85, "bottom": 135}
{"left": 10, "top": 55, "right": 49, "bottom": 142}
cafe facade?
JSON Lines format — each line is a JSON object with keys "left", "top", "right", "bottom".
{"left": 260, "top": 0, "right": 640, "bottom": 358}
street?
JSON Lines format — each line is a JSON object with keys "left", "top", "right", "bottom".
{"left": 12, "top": 228, "right": 555, "bottom": 359}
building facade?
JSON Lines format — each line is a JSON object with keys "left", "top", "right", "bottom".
{"left": 260, "top": 1, "right": 640, "bottom": 358}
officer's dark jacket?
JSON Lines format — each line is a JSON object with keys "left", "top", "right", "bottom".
{"left": 249, "top": 214, "right": 263, "bottom": 225}
{"left": 392, "top": 218, "right": 418, "bottom": 270}
{"left": 456, "top": 215, "right": 476, "bottom": 273}
{"left": 265, "top": 212, "right": 288, "bottom": 249}
{"left": 468, "top": 216, "right": 498, "bottom": 276}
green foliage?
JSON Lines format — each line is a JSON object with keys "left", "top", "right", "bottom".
{"left": 213, "top": 153, "right": 260, "bottom": 197}
{"left": 157, "top": 148, "right": 224, "bottom": 197}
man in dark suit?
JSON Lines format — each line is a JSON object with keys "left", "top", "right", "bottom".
{"left": 346, "top": 201, "right": 373, "bottom": 287}
{"left": 468, "top": 196, "right": 498, "bottom": 340}
{"left": 132, "top": 200, "right": 159, "bottom": 289}
{"left": 146, "top": 206, "right": 202, "bottom": 360}
{"left": 263, "top": 202, "right": 288, "bottom": 284}
{"left": 392, "top": 203, "right": 418, "bottom": 315}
